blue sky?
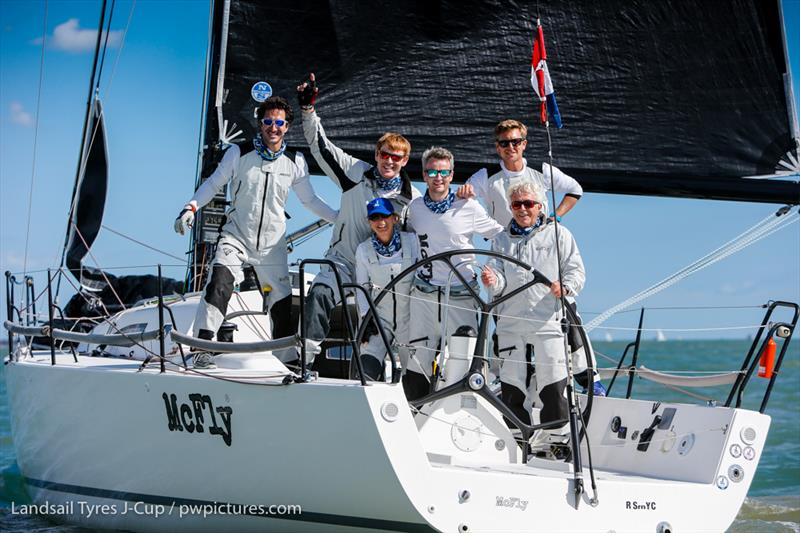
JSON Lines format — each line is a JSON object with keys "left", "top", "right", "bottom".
{"left": 1, "top": 0, "right": 798, "bottom": 341}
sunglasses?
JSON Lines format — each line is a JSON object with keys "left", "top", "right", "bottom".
{"left": 368, "top": 213, "right": 393, "bottom": 221}
{"left": 261, "top": 118, "right": 287, "bottom": 128}
{"left": 496, "top": 138, "right": 525, "bottom": 148}
{"left": 425, "top": 169, "right": 453, "bottom": 178}
{"left": 379, "top": 150, "right": 406, "bottom": 162}
{"left": 511, "top": 200, "right": 540, "bottom": 210}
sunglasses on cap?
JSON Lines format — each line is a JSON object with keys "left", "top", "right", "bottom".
{"left": 261, "top": 118, "right": 288, "bottom": 128}
{"left": 425, "top": 169, "right": 452, "bottom": 178}
{"left": 496, "top": 138, "right": 525, "bottom": 148}
{"left": 379, "top": 150, "right": 406, "bottom": 162}
{"left": 511, "top": 200, "right": 540, "bottom": 210}
{"left": 368, "top": 213, "right": 393, "bottom": 221}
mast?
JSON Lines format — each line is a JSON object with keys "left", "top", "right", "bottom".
{"left": 59, "top": 0, "right": 109, "bottom": 273}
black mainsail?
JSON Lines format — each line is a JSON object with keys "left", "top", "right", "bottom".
{"left": 200, "top": 0, "right": 799, "bottom": 204}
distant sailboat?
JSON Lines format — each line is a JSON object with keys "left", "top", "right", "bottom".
{"left": 604, "top": 332, "right": 613, "bottom": 342}
{"left": 656, "top": 329, "right": 667, "bottom": 342}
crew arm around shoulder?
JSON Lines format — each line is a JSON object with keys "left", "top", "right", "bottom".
{"left": 189, "top": 143, "right": 240, "bottom": 208}
{"left": 465, "top": 168, "right": 490, "bottom": 200}
{"left": 291, "top": 152, "right": 339, "bottom": 223}
{"left": 470, "top": 200, "right": 505, "bottom": 239}
{"left": 302, "top": 109, "right": 363, "bottom": 191}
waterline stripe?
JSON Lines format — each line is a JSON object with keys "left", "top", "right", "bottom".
{"left": 24, "top": 477, "right": 436, "bottom": 532}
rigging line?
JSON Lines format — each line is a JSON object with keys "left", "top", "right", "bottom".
{"left": 94, "top": 0, "right": 116, "bottom": 90}
{"left": 23, "top": 1, "right": 49, "bottom": 277}
{"left": 365, "top": 284, "right": 773, "bottom": 332}
{"left": 102, "top": 0, "right": 136, "bottom": 98}
{"left": 585, "top": 210, "right": 799, "bottom": 332}
{"left": 57, "top": 268, "right": 121, "bottom": 328}
{"left": 68, "top": 224, "right": 127, "bottom": 311}
{"left": 59, "top": 0, "right": 108, "bottom": 272}
{"left": 100, "top": 224, "right": 185, "bottom": 261}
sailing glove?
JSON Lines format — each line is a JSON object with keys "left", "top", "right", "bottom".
{"left": 174, "top": 204, "right": 196, "bottom": 235}
{"left": 297, "top": 76, "right": 318, "bottom": 109}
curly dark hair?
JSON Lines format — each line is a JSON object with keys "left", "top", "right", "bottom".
{"left": 257, "top": 96, "right": 294, "bottom": 123}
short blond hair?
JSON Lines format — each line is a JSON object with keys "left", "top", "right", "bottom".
{"left": 376, "top": 133, "right": 411, "bottom": 156}
{"left": 494, "top": 119, "right": 528, "bottom": 140}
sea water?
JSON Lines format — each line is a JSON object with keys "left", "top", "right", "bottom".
{"left": 1, "top": 341, "right": 798, "bottom": 532}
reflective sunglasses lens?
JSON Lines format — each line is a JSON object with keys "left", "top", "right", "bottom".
{"left": 380, "top": 151, "right": 403, "bottom": 162}
{"left": 262, "top": 118, "right": 286, "bottom": 127}
{"left": 368, "top": 214, "right": 390, "bottom": 221}
{"left": 512, "top": 200, "right": 537, "bottom": 209}
{"left": 426, "top": 169, "right": 452, "bottom": 178}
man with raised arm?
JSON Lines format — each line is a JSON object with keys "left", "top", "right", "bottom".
{"left": 173, "top": 96, "right": 337, "bottom": 369}
{"left": 296, "top": 74, "right": 421, "bottom": 364}
{"left": 457, "top": 119, "right": 582, "bottom": 224}
{"left": 403, "top": 146, "right": 504, "bottom": 400}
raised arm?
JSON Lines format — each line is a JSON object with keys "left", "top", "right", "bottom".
{"left": 297, "top": 74, "right": 367, "bottom": 192}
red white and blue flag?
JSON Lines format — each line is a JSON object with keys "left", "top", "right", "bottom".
{"left": 531, "top": 22, "right": 563, "bottom": 128}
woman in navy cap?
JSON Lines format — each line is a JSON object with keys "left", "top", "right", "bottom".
{"left": 354, "top": 198, "right": 420, "bottom": 381}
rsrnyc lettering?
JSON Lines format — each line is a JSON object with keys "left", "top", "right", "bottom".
{"left": 626, "top": 500, "right": 657, "bottom": 510}
{"left": 162, "top": 393, "right": 233, "bottom": 446}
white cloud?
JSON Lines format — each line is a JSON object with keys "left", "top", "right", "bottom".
{"left": 9, "top": 101, "right": 33, "bottom": 127}
{"left": 32, "top": 18, "right": 121, "bottom": 53}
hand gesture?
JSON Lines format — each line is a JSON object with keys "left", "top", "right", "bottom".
{"left": 296, "top": 72, "right": 318, "bottom": 109}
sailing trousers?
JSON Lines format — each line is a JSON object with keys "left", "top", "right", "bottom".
{"left": 497, "top": 330, "right": 570, "bottom": 435}
{"left": 194, "top": 234, "right": 293, "bottom": 344}
{"left": 404, "top": 285, "right": 478, "bottom": 398}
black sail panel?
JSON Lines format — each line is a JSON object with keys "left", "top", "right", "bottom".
{"left": 206, "top": 0, "right": 799, "bottom": 204}
{"left": 65, "top": 98, "right": 109, "bottom": 279}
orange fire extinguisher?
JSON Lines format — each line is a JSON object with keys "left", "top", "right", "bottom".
{"left": 758, "top": 337, "right": 776, "bottom": 379}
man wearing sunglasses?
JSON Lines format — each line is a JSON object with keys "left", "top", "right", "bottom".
{"left": 459, "top": 119, "right": 594, "bottom": 392}
{"left": 403, "top": 146, "right": 504, "bottom": 400}
{"left": 480, "top": 179, "right": 585, "bottom": 459}
{"left": 174, "top": 96, "right": 337, "bottom": 368}
{"left": 295, "top": 74, "right": 421, "bottom": 365}
{"left": 457, "top": 119, "right": 582, "bottom": 225}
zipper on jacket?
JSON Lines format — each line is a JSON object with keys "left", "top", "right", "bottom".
{"left": 330, "top": 223, "right": 346, "bottom": 249}
{"left": 256, "top": 170, "right": 270, "bottom": 250}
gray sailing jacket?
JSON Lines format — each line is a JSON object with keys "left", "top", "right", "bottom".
{"left": 302, "top": 110, "right": 421, "bottom": 271}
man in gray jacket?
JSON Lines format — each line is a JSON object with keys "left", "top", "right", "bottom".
{"left": 296, "top": 74, "right": 421, "bottom": 363}
{"left": 481, "top": 178, "right": 584, "bottom": 455}
{"left": 174, "top": 96, "right": 336, "bottom": 368}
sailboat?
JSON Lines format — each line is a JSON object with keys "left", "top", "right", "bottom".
{"left": 4, "top": 1, "right": 799, "bottom": 532}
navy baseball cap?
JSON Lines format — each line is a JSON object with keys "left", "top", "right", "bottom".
{"left": 366, "top": 197, "right": 395, "bottom": 217}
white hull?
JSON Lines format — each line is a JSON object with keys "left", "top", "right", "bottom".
{"left": 5, "top": 347, "right": 769, "bottom": 532}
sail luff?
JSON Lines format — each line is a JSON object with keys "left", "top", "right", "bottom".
{"left": 60, "top": 0, "right": 109, "bottom": 272}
